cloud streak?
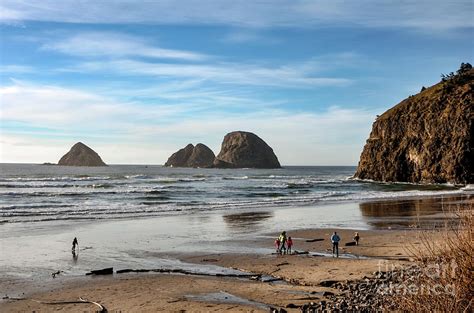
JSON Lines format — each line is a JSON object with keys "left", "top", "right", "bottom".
{"left": 65, "top": 59, "right": 351, "bottom": 88}
{"left": 1, "top": 0, "right": 472, "bottom": 31}
{"left": 42, "top": 32, "right": 207, "bottom": 61}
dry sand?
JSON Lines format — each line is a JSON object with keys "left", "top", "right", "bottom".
{"left": 1, "top": 227, "right": 443, "bottom": 312}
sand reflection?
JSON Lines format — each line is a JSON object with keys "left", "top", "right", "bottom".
{"left": 359, "top": 195, "right": 473, "bottom": 228}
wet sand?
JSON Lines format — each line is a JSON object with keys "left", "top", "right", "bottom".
{"left": 1, "top": 195, "right": 472, "bottom": 312}
{"left": 0, "top": 227, "right": 456, "bottom": 312}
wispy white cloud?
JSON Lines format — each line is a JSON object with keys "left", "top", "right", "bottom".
{"left": 64, "top": 59, "right": 351, "bottom": 88}
{"left": 0, "top": 65, "right": 35, "bottom": 74}
{"left": 42, "top": 31, "right": 207, "bottom": 61}
{"left": 222, "top": 29, "right": 280, "bottom": 44}
{"left": 1, "top": 0, "right": 472, "bottom": 31}
{"left": 0, "top": 81, "right": 376, "bottom": 165}
{"left": 0, "top": 80, "right": 185, "bottom": 127}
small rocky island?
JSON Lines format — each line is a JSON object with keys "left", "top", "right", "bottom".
{"left": 355, "top": 63, "right": 473, "bottom": 184}
{"left": 213, "top": 131, "right": 281, "bottom": 168}
{"left": 164, "top": 143, "right": 215, "bottom": 168}
{"left": 58, "top": 142, "right": 107, "bottom": 166}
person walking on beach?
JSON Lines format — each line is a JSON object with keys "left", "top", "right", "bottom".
{"left": 354, "top": 232, "right": 360, "bottom": 246}
{"left": 275, "top": 237, "right": 281, "bottom": 253}
{"left": 287, "top": 236, "right": 293, "bottom": 254}
{"left": 331, "top": 232, "right": 340, "bottom": 257}
{"left": 279, "top": 231, "right": 287, "bottom": 254}
{"left": 72, "top": 237, "right": 78, "bottom": 253}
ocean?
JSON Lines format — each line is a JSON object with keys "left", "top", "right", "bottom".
{"left": 0, "top": 164, "right": 467, "bottom": 224}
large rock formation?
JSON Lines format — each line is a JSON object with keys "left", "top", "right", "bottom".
{"left": 355, "top": 64, "right": 473, "bottom": 184}
{"left": 164, "top": 144, "right": 194, "bottom": 167}
{"left": 58, "top": 142, "right": 107, "bottom": 166}
{"left": 187, "top": 143, "right": 216, "bottom": 168}
{"left": 214, "top": 131, "right": 281, "bottom": 168}
{"left": 164, "top": 143, "right": 215, "bottom": 168}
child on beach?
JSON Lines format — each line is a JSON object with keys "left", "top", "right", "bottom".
{"left": 354, "top": 232, "right": 360, "bottom": 245}
{"left": 72, "top": 237, "right": 78, "bottom": 253}
{"left": 275, "top": 238, "right": 281, "bottom": 253}
{"left": 278, "top": 231, "right": 287, "bottom": 254}
{"left": 287, "top": 236, "right": 293, "bottom": 254}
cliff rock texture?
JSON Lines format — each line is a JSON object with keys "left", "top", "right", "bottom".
{"left": 355, "top": 65, "right": 473, "bottom": 184}
{"left": 187, "top": 143, "right": 216, "bottom": 168}
{"left": 164, "top": 143, "right": 215, "bottom": 168}
{"left": 58, "top": 142, "right": 107, "bottom": 166}
{"left": 214, "top": 131, "right": 281, "bottom": 168}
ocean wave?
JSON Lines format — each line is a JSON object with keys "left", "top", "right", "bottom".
{"left": 286, "top": 182, "right": 313, "bottom": 189}
{"left": 125, "top": 174, "right": 154, "bottom": 179}
{"left": 222, "top": 176, "right": 249, "bottom": 180}
{"left": 461, "top": 184, "right": 474, "bottom": 191}
{"left": 0, "top": 204, "right": 75, "bottom": 211}
{"left": 243, "top": 192, "right": 287, "bottom": 198}
{"left": 2, "top": 176, "right": 113, "bottom": 182}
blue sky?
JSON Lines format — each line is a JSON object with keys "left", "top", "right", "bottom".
{"left": 0, "top": 1, "right": 473, "bottom": 165}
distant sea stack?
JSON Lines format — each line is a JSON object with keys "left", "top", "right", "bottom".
{"left": 355, "top": 63, "right": 473, "bottom": 184}
{"left": 164, "top": 143, "right": 215, "bottom": 168}
{"left": 213, "top": 131, "right": 281, "bottom": 168}
{"left": 58, "top": 142, "right": 107, "bottom": 166}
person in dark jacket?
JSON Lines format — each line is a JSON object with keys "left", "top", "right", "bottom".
{"left": 331, "top": 232, "right": 341, "bottom": 257}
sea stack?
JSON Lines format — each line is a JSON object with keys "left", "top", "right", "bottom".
{"left": 214, "top": 131, "right": 281, "bottom": 168}
{"left": 164, "top": 143, "right": 215, "bottom": 168}
{"left": 355, "top": 63, "right": 473, "bottom": 184}
{"left": 58, "top": 142, "right": 107, "bottom": 166}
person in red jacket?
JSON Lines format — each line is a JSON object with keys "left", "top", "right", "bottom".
{"left": 274, "top": 238, "right": 281, "bottom": 253}
{"left": 287, "top": 236, "right": 293, "bottom": 254}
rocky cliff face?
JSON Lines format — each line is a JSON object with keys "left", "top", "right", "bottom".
{"left": 355, "top": 66, "right": 473, "bottom": 184}
{"left": 164, "top": 143, "right": 215, "bottom": 168}
{"left": 214, "top": 131, "right": 281, "bottom": 168}
{"left": 58, "top": 142, "right": 107, "bottom": 166}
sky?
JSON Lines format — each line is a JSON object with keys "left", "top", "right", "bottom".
{"left": 0, "top": 1, "right": 473, "bottom": 165}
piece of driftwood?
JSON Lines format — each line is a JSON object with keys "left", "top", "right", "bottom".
{"left": 85, "top": 267, "right": 113, "bottom": 276}
{"left": 116, "top": 268, "right": 255, "bottom": 278}
{"left": 5, "top": 296, "right": 107, "bottom": 312}
{"left": 344, "top": 241, "right": 356, "bottom": 246}
{"left": 276, "top": 262, "right": 289, "bottom": 266}
{"left": 305, "top": 238, "right": 324, "bottom": 242}
{"left": 293, "top": 250, "right": 309, "bottom": 255}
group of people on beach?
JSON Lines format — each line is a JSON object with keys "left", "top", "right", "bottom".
{"left": 274, "top": 231, "right": 293, "bottom": 254}
{"left": 275, "top": 231, "right": 360, "bottom": 257}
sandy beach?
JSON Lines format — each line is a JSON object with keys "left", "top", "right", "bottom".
{"left": 1, "top": 214, "right": 461, "bottom": 312}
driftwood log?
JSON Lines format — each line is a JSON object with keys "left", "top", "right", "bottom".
{"left": 305, "top": 238, "right": 324, "bottom": 242}
{"left": 85, "top": 267, "right": 113, "bottom": 276}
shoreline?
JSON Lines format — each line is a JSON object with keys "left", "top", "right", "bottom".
{"left": 1, "top": 195, "right": 472, "bottom": 311}
{"left": 1, "top": 226, "right": 441, "bottom": 312}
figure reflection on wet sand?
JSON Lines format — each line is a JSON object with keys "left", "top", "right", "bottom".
{"left": 72, "top": 249, "right": 78, "bottom": 263}
{"left": 223, "top": 211, "right": 273, "bottom": 231}
{"left": 359, "top": 195, "right": 473, "bottom": 229}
